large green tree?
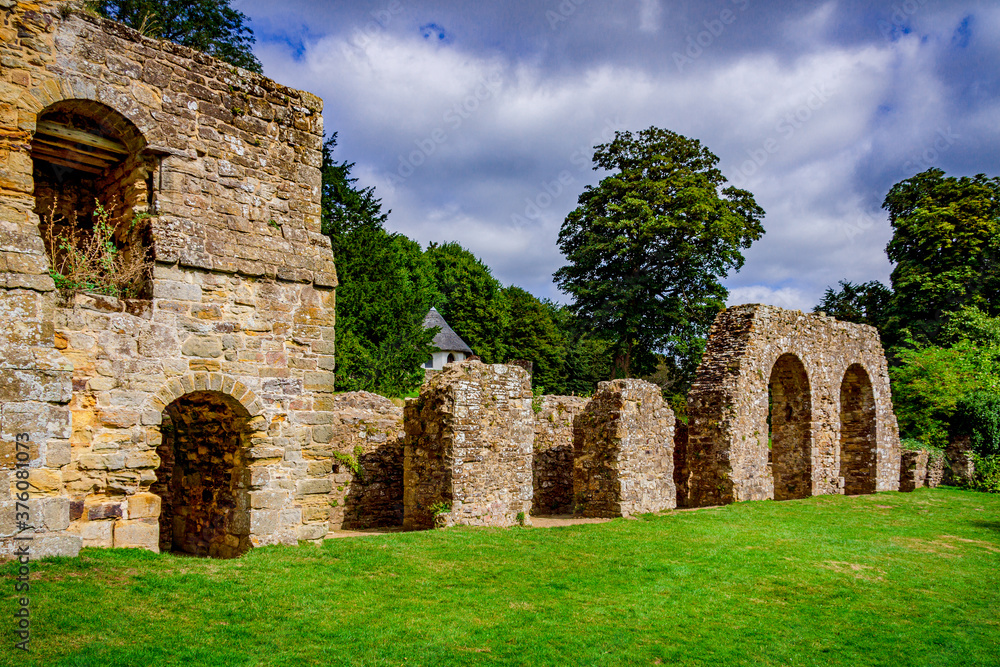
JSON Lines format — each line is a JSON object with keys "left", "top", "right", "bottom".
{"left": 321, "top": 137, "right": 437, "bottom": 395}
{"left": 883, "top": 168, "right": 1000, "bottom": 346}
{"left": 554, "top": 127, "right": 765, "bottom": 379}
{"left": 88, "top": 0, "right": 262, "bottom": 72}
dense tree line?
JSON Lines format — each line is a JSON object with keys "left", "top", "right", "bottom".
{"left": 322, "top": 139, "right": 611, "bottom": 398}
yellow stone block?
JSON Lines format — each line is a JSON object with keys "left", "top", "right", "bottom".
{"left": 128, "top": 492, "right": 161, "bottom": 519}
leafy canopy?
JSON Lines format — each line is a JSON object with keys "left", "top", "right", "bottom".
{"left": 890, "top": 306, "right": 1000, "bottom": 449}
{"left": 88, "top": 0, "right": 262, "bottom": 73}
{"left": 883, "top": 168, "right": 1000, "bottom": 346}
{"left": 554, "top": 126, "right": 765, "bottom": 379}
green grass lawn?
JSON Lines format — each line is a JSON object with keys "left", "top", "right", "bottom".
{"left": 4, "top": 487, "right": 999, "bottom": 666}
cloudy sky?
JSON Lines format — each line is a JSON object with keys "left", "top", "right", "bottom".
{"left": 236, "top": 0, "right": 998, "bottom": 310}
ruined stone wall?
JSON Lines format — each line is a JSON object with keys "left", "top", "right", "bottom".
{"left": 573, "top": 379, "right": 675, "bottom": 518}
{"left": 531, "top": 395, "right": 586, "bottom": 515}
{"left": 945, "top": 437, "right": 975, "bottom": 487}
{"left": 686, "top": 305, "right": 900, "bottom": 507}
{"left": 0, "top": 1, "right": 338, "bottom": 558}
{"left": 308, "top": 391, "right": 403, "bottom": 533}
{"left": 403, "top": 361, "right": 533, "bottom": 529}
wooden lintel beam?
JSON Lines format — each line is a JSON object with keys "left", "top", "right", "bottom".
{"left": 32, "top": 143, "right": 114, "bottom": 169}
{"left": 35, "top": 120, "right": 128, "bottom": 155}
{"left": 33, "top": 135, "right": 124, "bottom": 162}
{"left": 33, "top": 153, "right": 104, "bottom": 175}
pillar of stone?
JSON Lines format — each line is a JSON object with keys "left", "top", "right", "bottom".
{"left": 899, "top": 449, "right": 929, "bottom": 492}
{"left": 573, "top": 379, "right": 675, "bottom": 517}
{"left": 403, "top": 361, "right": 534, "bottom": 529}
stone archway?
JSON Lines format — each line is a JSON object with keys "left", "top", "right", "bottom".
{"left": 769, "top": 353, "right": 813, "bottom": 501}
{"left": 151, "top": 391, "right": 252, "bottom": 558}
{"left": 839, "top": 364, "right": 877, "bottom": 495}
{"left": 30, "top": 99, "right": 156, "bottom": 299}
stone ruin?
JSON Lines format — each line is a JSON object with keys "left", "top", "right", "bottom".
{"left": 0, "top": 2, "right": 910, "bottom": 561}
{"left": 685, "top": 304, "right": 901, "bottom": 507}
{"left": 1, "top": 1, "right": 343, "bottom": 558}
{"left": 572, "top": 379, "right": 675, "bottom": 517}
{"left": 532, "top": 395, "right": 586, "bottom": 515}
{"left": 403, "top": 362, "right": 534, "bottom": 529}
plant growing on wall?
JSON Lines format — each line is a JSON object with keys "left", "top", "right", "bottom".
{"left": 42, "top": 199, "right": 153, "bottom": 300}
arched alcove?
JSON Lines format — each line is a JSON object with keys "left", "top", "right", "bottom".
{"left": 768, "top": 353, "right": 813, "bottom": 500}
{"left": 839, "top": 364, "right": 878, "bottom": 495}
{"left": 31, "top": 99, "right": 155, "bottom": 299}
{"left": 151, "top": 391, "right": 252, "bottom": 558}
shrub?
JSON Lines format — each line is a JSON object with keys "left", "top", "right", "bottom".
{"left": 42, "top": 198, "right": 152, "bottom": 300}
{"left": 951, "top": 390, "right": 1000, "bottom": 458}
{"left": 900, "top": 437, "right": 944, "bottom": 464}
{"left": 969, "top": 454, "right": 1000, "bottom": 494}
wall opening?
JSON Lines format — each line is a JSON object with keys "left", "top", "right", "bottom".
{"left": 839, "top": 364, "right": 877, "bottom": 494}
{"left": 768, "top": 353, "right": 813, "bottom": 500}
{"left": 31, "top": 100, "right": 155, "bottom": 300}
{"left": 151, "top": 392, "right": 252, "bottom": 558}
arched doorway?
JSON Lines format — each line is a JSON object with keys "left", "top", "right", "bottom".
{"left": 30, "top": 100, "right": 155, "bottom": 299}
{"left": 151, "top": 391, "right": 252, "bottom": 558}
{"left": 839, "top": 364, "right": 877, "bottom": 495}
{"left": 768, "top": 353, "right": 813, "bottom": 500}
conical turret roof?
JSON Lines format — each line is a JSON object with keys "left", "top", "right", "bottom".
{"left": 422, "top": 307, "right": 473, "bottom": 354}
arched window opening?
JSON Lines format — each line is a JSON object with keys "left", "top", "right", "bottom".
{"left": 151, "top": 392, "right": 252, "bottom": 558}
{"left": 446, "top": 353, "right": 456, "bottom": 364}
{"left": 839, "top": 364, "right": 878, "bottom": 494}
{"left": 31, "top": 100, "right": 155, "bottom": 300}
{"left": 768, "top": 353, "right": 813, "bottom": 500}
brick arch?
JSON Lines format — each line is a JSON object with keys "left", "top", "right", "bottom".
{"left": 146, "top": 373, "right": 265, "bottom": 425}
{"left": 18, "top": 78, "right": 162, "bottom": 147}
{"left": 685, "top": 304, "right": 901, "bottom": 507}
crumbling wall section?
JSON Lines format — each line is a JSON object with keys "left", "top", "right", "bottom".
{"left": 303, "top": 391, "right": 403, "bottom": 533}
{"left": 686, "top": 305, "right": 900, "bottom": 507}
{"left": 573, "top": 379, "right": 675, "bottom": 518}
{"left": 403, "top": 362, "right": 533, "bottom": 529}
{"left": 531, "top": 395, "right": 586, "bottom": 515}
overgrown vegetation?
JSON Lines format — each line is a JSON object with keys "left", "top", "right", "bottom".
{"left": 6, "top": 489, "right": 999, "bottom": 666}
{"left": 42, "top": 199, "right": 153, "bottom": 300}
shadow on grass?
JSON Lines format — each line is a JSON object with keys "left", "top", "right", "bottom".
{"left": 970, "top": 520, "right": 1000, "bottom": 533}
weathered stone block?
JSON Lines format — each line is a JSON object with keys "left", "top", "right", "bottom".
{"left": 900, "top": 449, "right": 929, "bottom": 492}
{"left": 70, "top": 519, "right": 114, "bottom": 548}
{"left": 128, "top": 492, "right": 161, "bottom": 519}
{"left": 114, "top": 519, "right": 159, "bottom": 551}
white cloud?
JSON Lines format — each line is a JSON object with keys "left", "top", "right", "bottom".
{"left": 638, "top": 0, "right": 662, "bottom": 34}
{"left": 726, "top": 286, "right": 813, "bottom": 311}
{"left": 253, "top": 6, "right": 991, "bottom": 309}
